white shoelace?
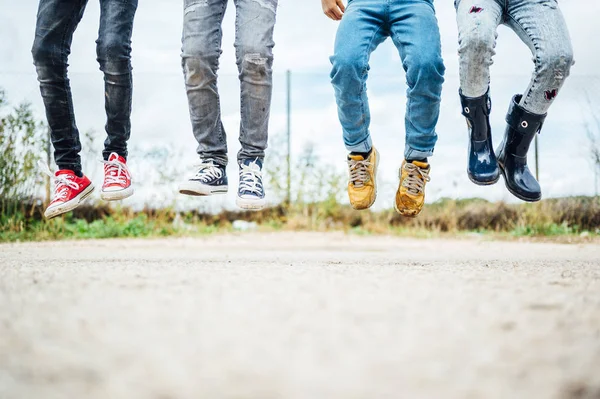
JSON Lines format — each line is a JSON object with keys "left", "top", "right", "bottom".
{"left": 401, "top": 163, "right": 430, "bottom": 195}
{"left": 348, "top": 158, "right": 371, "bottom": 188}
{"left": 102, "top": 155, "right": 131, "bottom": 185}
{"left": 239, "top": 162, "right": 263, "bottom": 195}
{"left": 39, "top": 161, "right": 80, "bottom": 202}
{"left": 192, "top": 161, "right": 223, "bottom": 182}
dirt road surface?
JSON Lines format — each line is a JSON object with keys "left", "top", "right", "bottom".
{"left": 1, "top": 233, "right": 599, "bottom": 399}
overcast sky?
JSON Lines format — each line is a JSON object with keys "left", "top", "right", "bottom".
{"left": 1, "top": 0, "right": 599, "bottom": 210}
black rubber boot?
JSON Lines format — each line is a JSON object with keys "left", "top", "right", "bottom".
{"left": 460, "top": 89, "right": 500, "bottom": 185}
{"left": 497, "top": 95, "right": 547, "bottom": 202}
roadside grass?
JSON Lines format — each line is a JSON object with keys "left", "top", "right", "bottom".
{"left": 1, "top": 197, "right": 599, "bottom": 243}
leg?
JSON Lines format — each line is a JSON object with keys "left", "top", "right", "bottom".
{"left": 455, "top": 0, "right": 503, "bottom": 98}
{"left": 389, "top": 0, "right": 445, "bottom": 160}
{"left": 97, "top": 0, "right": 138, "bottom": 161}
{"left": 233, "top": 0, "right": 278, "bottom": 162}
{"left": 455, "top": 0, "right": 503, "bottom": 185}
{"left": 181, "top": 0, "right": 228, "bottom": 166}
{"left": 505, "top": 0, "right": 574, "bottom": 115}
{"left": 31, "top": 0, "right": 88, "bottom": 174}
{"left": 329, "top": 0, "right": 387, "bottom": 153}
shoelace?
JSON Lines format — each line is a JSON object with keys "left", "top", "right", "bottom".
{"left": 239, "top": 162, "right": 263, "bottom": 195}
{"left": 39, "top": 161, "right": 80, "bottom": 202}
{"left": 401, "top": 163, "right": 430, "bottom": 195}
{"left": 348, "top": 158, "right": 371, "bottom": 188}
{"left": 102, "top": 157, "right": 131, "bottom": 185}
{"left": 192, "top": 161, "right": 223, "bottom": 182}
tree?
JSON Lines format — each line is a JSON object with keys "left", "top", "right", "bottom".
{"left": 0, "top": 88, "right": 48, "bottom": 216}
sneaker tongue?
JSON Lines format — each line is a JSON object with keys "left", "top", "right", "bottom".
{"left": 348, "top": 154, "right": 365, "bottom": 162}
{"left": 56, "top": 169, "right": 75, "bottom": 177}
{"left": 108, "top": 153, "right": 126, "bottom": 164}
{"left": 410, "top": 160, "right": 429, "bottom": 169}
{"left": 242, "top": 158, "right": 262, "bottom": 169}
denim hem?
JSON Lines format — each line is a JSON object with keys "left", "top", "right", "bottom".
{"left": 405, "top": 146, "right": 434, "bottom": 160}
{"left": 199, "top": 153, "right": 228, "bottom": 167}
{"left": 345, "top": 135, "right": 372, "bottom": 153}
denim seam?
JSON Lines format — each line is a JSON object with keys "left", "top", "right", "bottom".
{"left": 356, "top": 23, "right": 385, "bottom": 146}
{"left": 506, "top": 12, "right": 540, "bottom": 109}
{"left": 218, "top": 0, "right": 226, "bottom": 145}
{"left": 60, "top": 0, "right": 85, "bottom": 170}
{"left": 61, "top": 5, "right": 78, "bottom": 116}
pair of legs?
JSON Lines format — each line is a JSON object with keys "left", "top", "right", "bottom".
{"left": 330, "top": 0, "right": 445, "bottom": 216}
{"left": 179, "top": 0, "right": 277, "bottom": 210}
{"left": 456, "top": 0, "right": 573, "bottom": 200}
{"left": 457, "top": 0, "right": 573, "bottom": 114}
{"left": 32, "top": 0, "right": 138, "bottom": 217}
{"left": 181, "top": 0, "right": 277, "bottom": 166}
{"left": 32, "top": 0, "right": 138, "bottom": 174}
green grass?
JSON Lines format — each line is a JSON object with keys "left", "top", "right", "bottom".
{"left": 0, "top": 212, "right": 223, "bottom": 243}
{"left": 2, "top": 196, "right": 600, "bottom": 243}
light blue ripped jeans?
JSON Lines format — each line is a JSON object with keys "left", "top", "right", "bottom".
{"left": 330, "top": 0, "right": 445, "bottom": 160}
{"left": 181, "top": 0, "right": 277, "bottom": 166}
{"left": 456, "top": 0, "right": 574, "bottom": 115}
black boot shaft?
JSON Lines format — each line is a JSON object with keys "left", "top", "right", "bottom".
{"left": 460, "top": 90, "right": 492, "bottom": 142}
{"left": 460, "top": 89, "right": 499, "bottom": 185}
{"left": 504, "top": 95, "right": 547, "bottom": 158}
{"left": 497, "top": 95, "right": 547, "bottom": 202}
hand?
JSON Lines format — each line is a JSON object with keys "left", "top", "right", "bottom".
{"left": 322, "top": 0, "right": 346, "bottom": 21}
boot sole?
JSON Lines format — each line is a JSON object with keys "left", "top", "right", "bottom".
{"left": 44, "top": 184, "right": 96, "bottom": 220}
{"left": 498, "top": 164, "right": 542, "bottom": 202}
{"left": 468, "top": 172, "right": 500, "bottom": 186}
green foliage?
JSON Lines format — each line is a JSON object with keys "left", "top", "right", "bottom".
{"left": 1, "top": 88, "right": 599, "bottom": 243}
{"left": 0, "top": 89, "right": 47, "bottom": 206}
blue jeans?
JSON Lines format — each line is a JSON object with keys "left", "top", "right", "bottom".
{"left": 330, "top": 0, "right": 445, "bottom": 160}
{"left": 31, "top": 0, "right": 138, "bottom": 174}
{"left": 455, "top": 0, "right": 573, "bottom": 115}
{"left": 181, "top": 0, "right": 278, "bottom": 166}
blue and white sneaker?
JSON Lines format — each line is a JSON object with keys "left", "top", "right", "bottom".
{"left": 236, "top": 158, "right": 266, "bottom": 210}
{"left": 178, "top": 159, "right": 228, "bottom": 196}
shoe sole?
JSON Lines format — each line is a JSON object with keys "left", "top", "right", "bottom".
{"left": 350, "top": 149, "right": 380, "bottom": 211}
{"left": 178, "top": 182, "right": 228, "bottom": 196}
{"left": 101, "top": 185, "right": 134, "bottom": 201}
{"left": 394, "top": 158, "right": 424, "bottom": 218}
{"left": 393, "top": 201, "right": 421, "bottom": 218}
{"left": 498, "top": 163, "right": 542, "bottom": 202}
{"left": 44, "top": 184, "right": 95, "bottom": 220}
{"left": 236, "top": 196, "right": 267, "bottom": 211}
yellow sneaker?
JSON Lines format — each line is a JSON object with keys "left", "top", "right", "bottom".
{"left": 395, "top": 159, "right": 431, "bottom": 217}
{"left": 347, "top": 147, "right": 379, "bottom": 210}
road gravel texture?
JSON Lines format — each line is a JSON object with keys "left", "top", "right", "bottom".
{"left": 1, "top": 233, "right": 599, "bottom": 399}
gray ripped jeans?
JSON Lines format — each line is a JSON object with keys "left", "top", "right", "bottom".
{"left": 456, "top": 0, "right": 574, "bottom": 115}
{"left": 182, "top": 0, "right": 277, "bottom": 166}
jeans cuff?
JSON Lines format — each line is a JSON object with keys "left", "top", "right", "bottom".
{"left": 405, "top": 146, "right": 434, "bottom": 160}
{"left": 345, "top": 136, "right": 372, "bottom": 153}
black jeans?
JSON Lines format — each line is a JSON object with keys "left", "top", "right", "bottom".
{"left": 32, "top": 0, "right": 138, "bottom": 174}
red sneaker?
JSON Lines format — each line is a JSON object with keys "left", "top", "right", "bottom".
{"left": 44, "top": 170, "right": 95, "bottom": 219}
{"left": 101, "top": 152, "right": 133, "bottom": 201}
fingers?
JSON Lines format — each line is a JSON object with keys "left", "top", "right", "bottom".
{"left": 328, "top": 6, "right": 344, "bottom": 20}
{"left": 322, "top": 0, "right": 344, "bottom": 20}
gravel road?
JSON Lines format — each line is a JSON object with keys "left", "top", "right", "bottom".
{"left": 1, "top": 233, "right": 599, "bottom": 399}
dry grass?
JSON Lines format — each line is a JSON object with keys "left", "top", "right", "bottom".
{"left": 2, "top": 196, "right": 600, "bottom": 243}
